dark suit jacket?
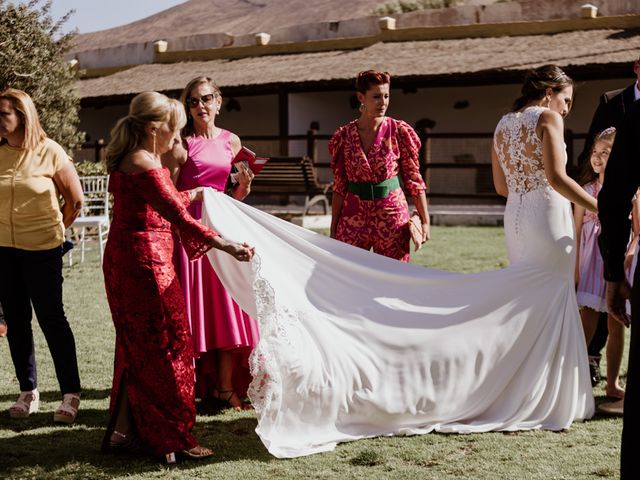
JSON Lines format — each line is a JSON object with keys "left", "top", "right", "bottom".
{"left": 578, "top": 82, "right": 638, "bottom": 166}
{"left": 598, "top": 99, "right": 640, "bottom": 281}
{"left": 597, "top": 98, "right": 640, "bottom": 480}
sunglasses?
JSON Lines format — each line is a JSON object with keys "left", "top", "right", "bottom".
{"left": 186, "top": 93, "right": 216, "bottom": 108}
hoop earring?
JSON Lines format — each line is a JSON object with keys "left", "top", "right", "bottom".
{"left": 359, "top": 103, "right": 365, "bottom": 113}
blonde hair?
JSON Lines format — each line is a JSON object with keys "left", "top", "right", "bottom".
{"left": 179, "top": 76, "right": 222, "bottom": 137}
{"left": 0, "top": 88, "right": 47, "bottom": 150}
{"left": 105, "top": 91, "right": 186, "bottom": 173}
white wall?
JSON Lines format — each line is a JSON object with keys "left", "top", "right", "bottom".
{"left": 77, "top": 76, "right": 635, "bottom": 187}
{"left": 289, "top": 78, "right": 632, "bottom": 135}
{"left": 287, "top": 77, "right": 634, "bottom": 159}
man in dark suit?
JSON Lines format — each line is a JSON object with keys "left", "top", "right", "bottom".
{"left": 581, "top": 59, "right": 640, "bottom": 164}
{"left": 581, "top": 57, "right": 640, "bottom": 385}
{"left": 599, "top": 98, "right": 640, "bottom": 480}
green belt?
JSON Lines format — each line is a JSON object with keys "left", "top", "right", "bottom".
{"left": 347, "top": 176, "right": 400, "bottom": 200}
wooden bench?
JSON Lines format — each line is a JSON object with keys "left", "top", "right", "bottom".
{"left": 249, "top": 156, "right": 331, "bottom": 215}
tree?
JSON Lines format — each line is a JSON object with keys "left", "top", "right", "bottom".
{"left": 0, "top": 0, "right": 84, "bottom": 152}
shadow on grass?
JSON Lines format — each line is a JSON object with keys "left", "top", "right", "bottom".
{"left": 0, "top": 388, "right": 111, "bottom": 403}
{"left": 0, "top": 407, "right": 109, "bottom": 432}
{"left": 0, "top": 415, "right": 273, "bottom": 478}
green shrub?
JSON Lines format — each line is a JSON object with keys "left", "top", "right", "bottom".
{"left": 0, "top": 0, "right": 84, "bottom": 152}
{"left": 374, "top": 0, "right": 466, "bottom": 15}
{"left": 74, "top": 160, "right": 107, "bottom": 176}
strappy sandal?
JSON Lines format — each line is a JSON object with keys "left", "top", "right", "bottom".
{"left": 215, "top": 389, "right": 252, "bottom": 411}
{"left": 180, "top": 445, "right": 214, "bottom": 459}
{"left": 106, "top": 430, "right": 150, "bottom": 455}
{"left": 53, "top": 393, "right": 80, "bottom": 424}
{"left": 164, "top": 445, "right": 214, "bottom": 464}
{"left": 9, "top": 389, "right": 39, "bottom": 418}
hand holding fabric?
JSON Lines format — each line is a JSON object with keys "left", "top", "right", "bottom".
{"left": 213, "top": 237, "right": 255, "bottom": 262}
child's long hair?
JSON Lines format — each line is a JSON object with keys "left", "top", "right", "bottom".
{"left": 577, "top": 127, "right": 617, "bottom": 186}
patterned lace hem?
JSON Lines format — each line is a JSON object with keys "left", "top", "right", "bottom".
{"left": 246, "top": 253, "right": 322, "bottom": 417}
{"left": 246, "top": 253, "right": 281, "bottom": 416}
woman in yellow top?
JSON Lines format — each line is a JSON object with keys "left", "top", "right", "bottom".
{"left": 0, "top": 88, "right": 84, "bottom": 424}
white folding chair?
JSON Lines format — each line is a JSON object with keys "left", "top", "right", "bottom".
{"left": 68, "top": 175, "right": 110, "bottom": 265}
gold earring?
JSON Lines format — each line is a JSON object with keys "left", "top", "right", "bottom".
{"left": 359, "top": 103, "right": 365, "bottom": 112}
{"left": 152, "top": 131, "right": 157, "bottom": 156}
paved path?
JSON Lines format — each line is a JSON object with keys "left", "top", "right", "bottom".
{"left": 251, "top": 204, "right": 505, "bottom": 228}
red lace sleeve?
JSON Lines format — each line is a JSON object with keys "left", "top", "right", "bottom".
{"left": 134, "top": 169, "right": 219, "bottom": 260}
{"left": 329, "top": 127, "right": 348, "bottom": 196}
{"left": 396, "top": 120, "right": 426, "bottom": 197}
{"left": 177, "top": 190, "right": 192, "bottom": 209}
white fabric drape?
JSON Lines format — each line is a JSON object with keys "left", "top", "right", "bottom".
{"left": 202, "top": 188, "right": 593, "bottom": 458}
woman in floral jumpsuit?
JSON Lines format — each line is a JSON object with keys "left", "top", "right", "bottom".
{"left": 329, "top": 70, "right": 430, "bottom": 262}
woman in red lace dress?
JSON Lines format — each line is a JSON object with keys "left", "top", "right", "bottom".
{"left": 329, "top": 70, "right": 430, "bottom": 262}
{"left": 101, "top": 92, "right": 254, "bottom": 463}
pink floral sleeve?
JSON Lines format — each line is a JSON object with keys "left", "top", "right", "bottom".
{"left": 329, "top": 127, "right": 348, "bottom": 196}
{"left": 396, "top": 120, "right": 426, "bottom": 197}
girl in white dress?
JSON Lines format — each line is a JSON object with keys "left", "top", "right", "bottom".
{"left": 199, "top": 65, "right": 596, "bottom": 458}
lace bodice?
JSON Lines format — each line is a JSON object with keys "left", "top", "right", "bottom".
{"left": 493, "top": 106, "right": 551, "bottom": 194}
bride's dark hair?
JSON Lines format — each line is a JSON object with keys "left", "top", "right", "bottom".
{"left": 512, "top": 65, "right": 574, "bottom": 112}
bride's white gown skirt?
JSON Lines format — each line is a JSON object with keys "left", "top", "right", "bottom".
{"left": 202, "top": 187, "right": 594, "bottom": 458}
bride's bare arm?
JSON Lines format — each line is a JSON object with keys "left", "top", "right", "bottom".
{"left": 539, "top": 110, "right": 598, "bottom": 212}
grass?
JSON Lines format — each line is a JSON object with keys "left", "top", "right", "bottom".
{"left": 0, "top": 226, "right": 625, "bottom": 479}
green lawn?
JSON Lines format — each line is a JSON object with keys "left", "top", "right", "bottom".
{"left": 0, "top": 226, "right": 625, "bottom": 479}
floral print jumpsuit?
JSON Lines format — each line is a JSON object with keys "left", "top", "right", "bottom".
{"left": 329, "top": 117, "right": 426, "bottom": 262}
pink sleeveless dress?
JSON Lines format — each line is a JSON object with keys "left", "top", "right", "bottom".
{"left": 576, "top": 181, "right": 607, "bottom": 312}
{"left": 175, "top": 131, "right": 259, "bottom": 397}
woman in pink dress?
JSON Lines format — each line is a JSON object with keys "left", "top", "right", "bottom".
{"left": 329, "top": 70, "right": 430, "bottom": 262}
{"left": 164, "top": 76, "right": 257, "bottom": 410}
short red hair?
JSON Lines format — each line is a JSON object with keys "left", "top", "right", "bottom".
{"left": 355, "top": 70, "right": 391, "bottom": 94}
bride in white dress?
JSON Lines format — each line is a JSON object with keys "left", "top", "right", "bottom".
{"left": 200, "top": 65, "right": 597, "bottom": 458}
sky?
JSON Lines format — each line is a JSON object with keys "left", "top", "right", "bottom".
{"left": 22, "top": 0, "right": 187, "bottom": 34}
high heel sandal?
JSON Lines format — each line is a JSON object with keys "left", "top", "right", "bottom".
{"left": 9, "top": 389, "right": 39, "bottom": 418}
{"left": 53, "top": 393, "right": 80, "bottom": 424}
{"left": 215, "top": 389, "right": 252, "bottom": 411}
{"left": 106, "top": 430, "right": 149, "bottom": 454}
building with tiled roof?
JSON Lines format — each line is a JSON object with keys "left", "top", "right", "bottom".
{"left": 72, "top": 0, "right": 640, "bottom": 203}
